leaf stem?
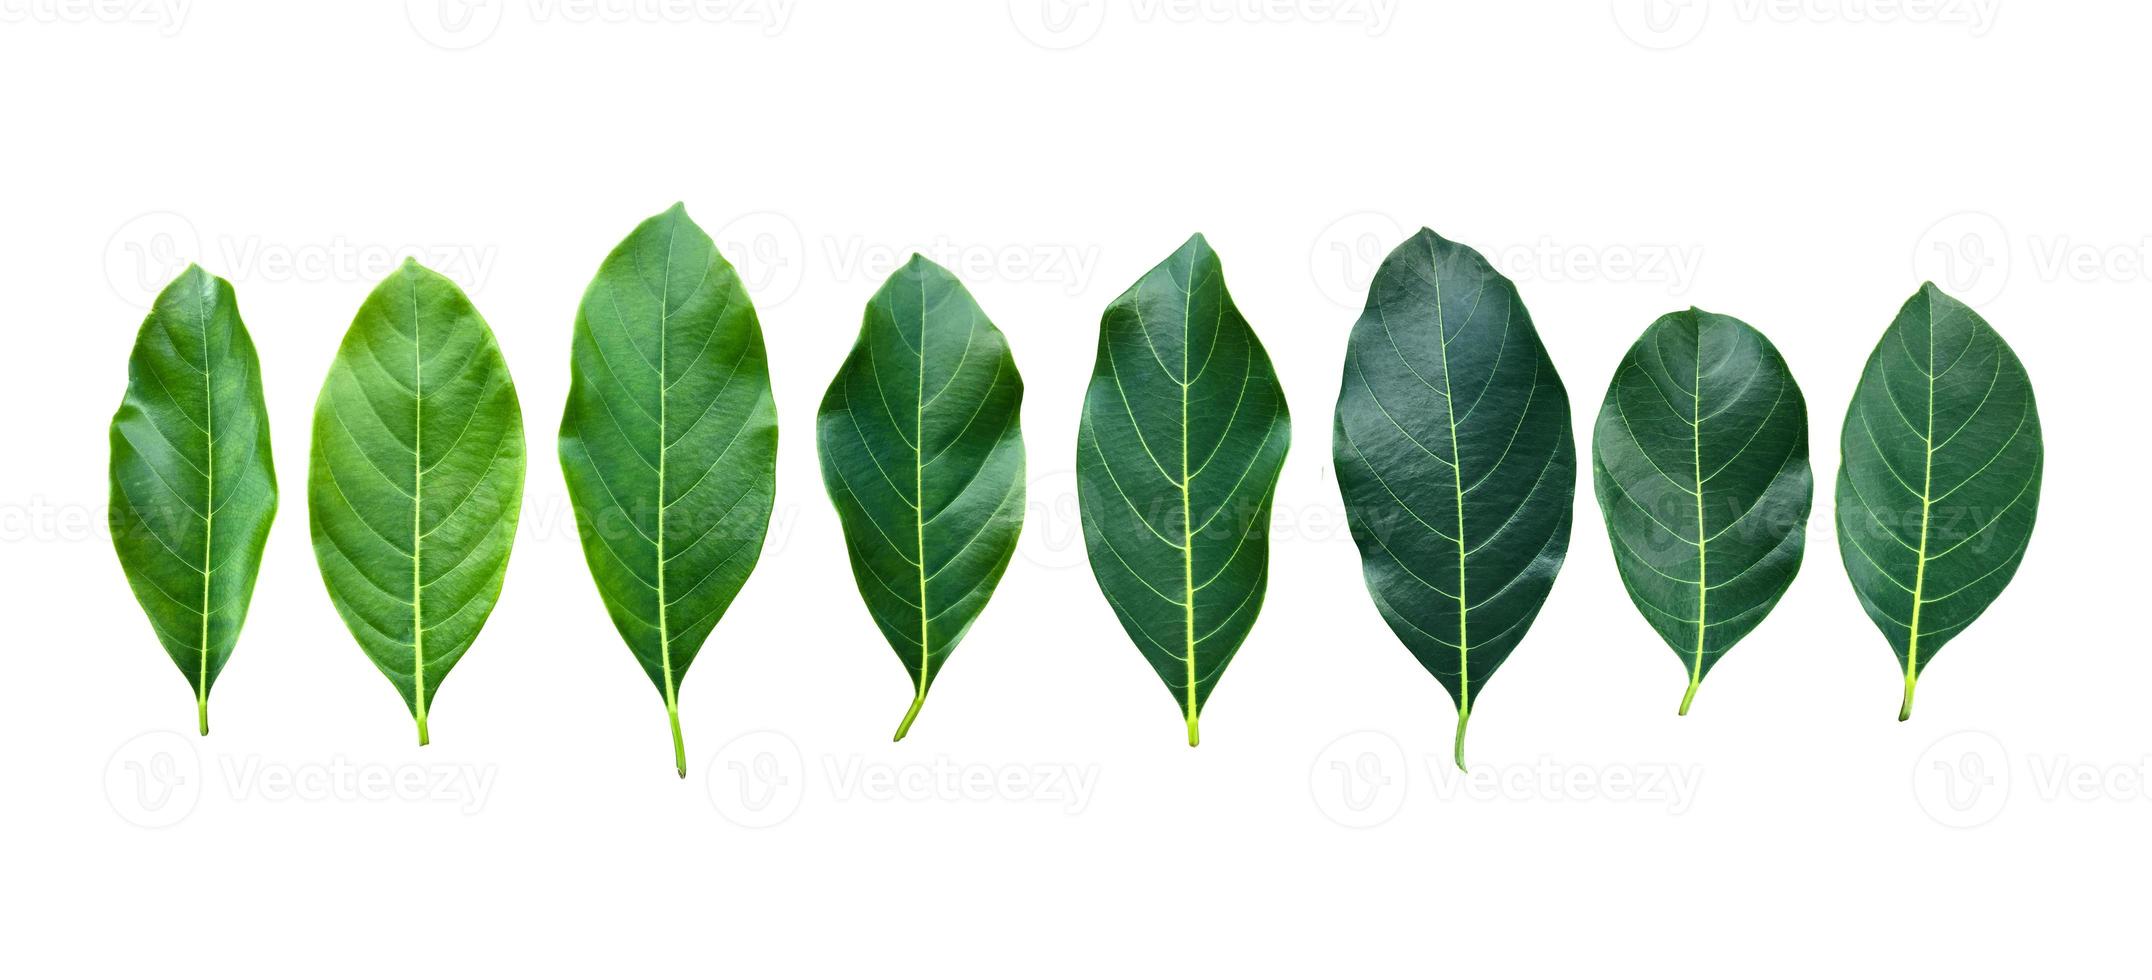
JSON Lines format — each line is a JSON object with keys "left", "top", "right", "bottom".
{"left": 1452, "top": 707, "right": 1470, "bottom": 772}
{"left": 1899, "top": 669, "right": 1917, "bottom": 722}
{"left": 197, "top": 691, "right": 209, "bottom": 736}
{"left": 1678, "top": 675, "right": 1700, "bottom": 716}
{"left": 667, "top": 697, "right": 686, "bottom": 778}
{"left": 893, "top": 694, "right": 925, "bottom": 742}
{"left": 1185, "top": 711, "right": 1200, "bottom": 748}
{"left": 416, "top": 706, "right": 430, "bottom": 747}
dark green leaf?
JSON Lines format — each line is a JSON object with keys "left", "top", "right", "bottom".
{"left": 109, "top": 266, "right": 278, "bottom": 734}
{"left": 1077, "top": 234, "right": 1290, "bottom": 745}
{"left": 817, "top": 256, "right": 1025, "bottom": 740}
{"left": 1836, "top": 283, "right": 2041, "bottom": 719}
{"left": 310, "top": 259, "right": 526, "bottom": 745}
{"left": 1332, "top": 229, "right": 1574, "bottom": 770}
{"left": 560, "top": 204, "right": 778, "bottom": 775}
{"left": 1591, "top": 308, "right": 1811, "bottom": 714}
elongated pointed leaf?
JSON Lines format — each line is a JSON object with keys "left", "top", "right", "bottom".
{"left": 1591, "top": 309, "right": 1811, "bottom": 714}
{"left": 817, "top": 256, "right": 1025, "bottom": 740}
{"left": 560, "top": 204, "right": 778, "bottom": 775}
{"left": 1333, "top": 229, "right": 1574, "bottom": 770}
{"left": 309, "top": 259, "right": 525, "bottom": 745}
{"left": 109, "top": 266, "right": 277, "bottom": 734}
{"left": 1076, "top": 234, "right": 1290, "bottom": 745}
{"left": 1836, "top": 283, "right": 2041, "bottom": 719}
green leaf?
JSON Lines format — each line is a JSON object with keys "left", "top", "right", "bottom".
{"left": 1076, "top": 234, "right": 1290, "bottom": 746}
{"left": 1835, "top": 283, "right": 2042, "bottom": 720}
{"left": 309, "top": 259, "right": 526, "bottom": 745}
{"left": 109, "top": 266, "right": 278, "bottom": 735}
{"left": 1332, "top": 229, "right": 1574, "bottom": 770}
{"left": 559, "top": 204, "right": 778, "bottom": 775}
{"left": 817, "top": 256, "right": 1025, "bottom": 741}
{"left": 1591, "top": 309, "right": 1812, "bottom": 715}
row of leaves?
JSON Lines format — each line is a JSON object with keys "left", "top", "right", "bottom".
{"left": 110, "top": 206, "right": 2042, "bottom": 774}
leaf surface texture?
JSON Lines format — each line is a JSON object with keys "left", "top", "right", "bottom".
{"left": 1076, "top": 234, "right": 1290, "bottom": 745}
{"left": 310, "top": 259, "right": 525, "bottom": 744}
{"left": 109, "top": 266, "right": 277, "bottom": 733}
{"left": 817, "top": 256, "right": 1025, "bottom": 740}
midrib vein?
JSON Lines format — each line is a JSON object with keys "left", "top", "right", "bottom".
{"left": 656, "top": 223, "right": 678, "bottom": 719}
{"left": 196, "top": 283, "right": 215, "bottom": 735}
{"left": 1430, "top": 247, "right": 1469, "bottom": 764}
{"left": 410, "top": 276, "right": 427, "bottom": 743}
{"left": 914, "top": 276, "right": 930, "bottom": 710}
{"left": 1178, "top": 257, "right": 1198, "bottom": 746}
{"left": 1688, "top": 330, "right": 1707, "bottom": 711}
{"left": 1903, "top": 306, "right": 1937, "bottom": 719}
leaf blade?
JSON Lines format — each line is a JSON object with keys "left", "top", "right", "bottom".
{"left": 816, "top": 255, "right": 1027, "bottom": 739}
{"left": 559, "top": 204, "right": 779, "bottom": 773}
{"left": 1590, "top": 309, "right": 1812, "bottom": 713}
{"left": 1076, "top": 234, "right": 1291, "bottom": 744}
{"left": 1834, "top": 283, "right": 2041, "bottom": 719}
{"left": 309, "top": 259, "right": 526, "bottom": 744}
{"left": 1332, "top": 229, "right": 1574, "bottom": 769}
{"left": 109, "top": 266, "right": 278, "bottom": 734}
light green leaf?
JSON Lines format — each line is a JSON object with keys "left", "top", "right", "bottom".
{"left": 309, "top": 259, "right": 526, "bottom": 745}
{"left": 817, "top": 256, "right": 1025, "bottom": 740}
{"left": 560, "top": 204, "right": 778, "bottom": 775}
{"left": 1592, "top": 308, "right": 1811, "bottom": 714}
{"left": 109, "top": 266, "right": 278, "bottom": 735}
{"left": 1332, "top": 229, "right": 1574, "bottom": 770}
{"left": 1076, "top": 234, "right": 1291, "bottom": 746}
{"left": 1836, "top": 283, "right": 2042, "bottom": 719}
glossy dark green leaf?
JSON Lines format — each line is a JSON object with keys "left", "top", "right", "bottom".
{"left": 1592, "top": 309, "right": 1811, "bottom": 714}
{"left": 560, "top": 204, "right": 778, "bottom": 775}
{"left": 1836, "top": 283, "right": 2041, "bottom": 719}
{"left": 1332, "top": 229, "right": 1574, "bottom": 770}
{"left": 817, "top": 256, "right": 1025, "bottom": 740}
{"left": 1076, "top": 234, "right": 1290, "bottom": 745}
{"left": 109, "top": 266, "right": 278, "bottom": 734}
{"left": 310, "top": 259, "right": 526, "bottom": 745}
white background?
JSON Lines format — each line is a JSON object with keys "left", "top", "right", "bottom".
{"left": 2, "top": 0, "right": 2144, "bottom": 975}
